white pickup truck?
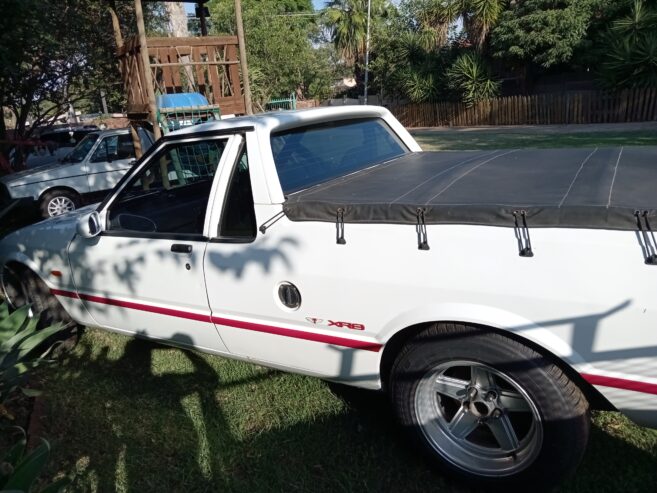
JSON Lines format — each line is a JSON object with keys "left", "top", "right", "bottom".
{"left": 0, "top": 106, "right": 656, "bottom": 491}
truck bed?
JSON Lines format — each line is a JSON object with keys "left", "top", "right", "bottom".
{"left": 283, "top": 147, "right": 657, "bottom": 231}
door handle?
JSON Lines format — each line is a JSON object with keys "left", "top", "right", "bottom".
{"left": 171, "top": 243, "right": 192, "bottom": 254}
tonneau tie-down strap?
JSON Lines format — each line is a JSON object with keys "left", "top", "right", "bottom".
{"left": 635, "top": 210, "right": 657, "bottom": 265}
{"left": 416, "top": 208, "right": 430, "bottom": 250}
{"left": 336, "top": 208, "right": 346, "bottom": 245}
{"left": 513, "top": 210, "right": 534, "bottom": 258}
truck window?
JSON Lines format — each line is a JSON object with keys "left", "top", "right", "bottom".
{"left": 218, "top": 149, "right": 256, "bottom": 240}
{"left": 271, "top": 118, "right": 408, "bottom": 194}
{"left": 107, "top": 138, "right": 227, "bottom": 236}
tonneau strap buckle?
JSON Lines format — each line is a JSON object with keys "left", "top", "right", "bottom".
{"left": 513, "top": 210, "right": 534, "bottom": 258}
{"left": 336, "top": 208, "right": 346, "bottom": 245}
{"left": 635, "top": 210, "right": 657, "bottom": 265}
{"left": 416, "top": 208, "right": 430, "bottom": 251}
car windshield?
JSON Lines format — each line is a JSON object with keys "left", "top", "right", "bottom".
{"left": 271, "top": 118, "right": 408, "bottom": 194}
{"left": 66, "top": 133, "right": 99, "bottom": 163}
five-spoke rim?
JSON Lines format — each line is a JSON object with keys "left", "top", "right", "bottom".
{"left": 414, "top": 360, "right": 543, "bottom": 477}
{"left": 47, "top": 196, "right": 75, "bottom": 216}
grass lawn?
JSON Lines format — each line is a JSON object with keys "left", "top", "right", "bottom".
{"left": 411, "top": 130, "right": 657, "bottom": 151}
{"left": 39, "top": 329, "right": 657, "bottom": 492}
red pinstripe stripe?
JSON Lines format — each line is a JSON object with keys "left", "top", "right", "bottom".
{"left": 50, "top": 288, "right": 382, "bottom": 352}
{"left": 51, "top": 289, "right": 211, "bottom": 323}
{"left": 211, "top": 316, "right": 382, "bottom": 352}
{"left": 581, "top": 373, "right": 657, "bottom": 396}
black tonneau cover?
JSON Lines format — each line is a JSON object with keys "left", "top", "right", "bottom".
{"left": 283, "top": 147, "right": 657, "bottom": 231}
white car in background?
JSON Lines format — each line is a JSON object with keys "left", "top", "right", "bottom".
{"left": 15, "top": 126, "right": 98, "bottom": 169}
{"left": 0, "top": 106, "right": 656, "bottom": 491}
{"left": 0, "top": 127, "right": 154, "bottom": 218}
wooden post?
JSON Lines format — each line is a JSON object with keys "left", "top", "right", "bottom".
{"left": 199, "top": 0, "right": 208, "bottom": 36}
{"left": 234, "top": 0, "right": 253, "bottom": 115}
{"left": 134, "top": 0, "right": 161, "bottom": 139}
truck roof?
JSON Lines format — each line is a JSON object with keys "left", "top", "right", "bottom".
{"left": 168, "top": 106, "right": 392, "bottom": 136}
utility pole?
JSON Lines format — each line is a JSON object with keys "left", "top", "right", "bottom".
{"left": 134, "top": 0, "right": 161, "bottom": 139}
{"left": 197, "top": 1, "right": 208, "bottom": 36}
{"left": 234, "top": 0, "right": 253, "bottom": 115}
{"left": 363, "top": 0, "right": 372, "bottom": 105}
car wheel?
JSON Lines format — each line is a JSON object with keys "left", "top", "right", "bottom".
{"left": 389, "top": 323, "right": 590, "bottom": 492}
{"left": 40, "top": 189, "right": 80, "bottom": 218}
{"left": 3, "top": 265, "right": 71, "bottom": 325}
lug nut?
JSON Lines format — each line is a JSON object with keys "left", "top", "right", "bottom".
{"left": 492, "top": 409, "right": 503, "bottom": 418}
{"left": 485, "top": 391, "right": 498, "bottom": 401}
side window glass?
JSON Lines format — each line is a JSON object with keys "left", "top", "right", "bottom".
{"left": 107, "top": 139, "right": 227, "bottom": 236}
{"left": 116, "top": 133, "right": 136, "bottom": 159}
{"left": 91, "top": 136, "right": 114, "bottom": 163}
{"left": 219, "top": 149, "right": 256, "bottom": 239}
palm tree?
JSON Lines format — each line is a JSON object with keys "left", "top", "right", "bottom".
{"left": 600, "top": 0, "right": 657, "bottom": 89}
{"left": 324, "top": 0, "right": 388, "bottom": 67}
{"left": 412, "top": 0, "right": 506, "bottom": 50}
{"left": 447, "top": 52, "right": 500, "bottom": 105}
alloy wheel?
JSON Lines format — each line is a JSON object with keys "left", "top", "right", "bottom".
{"left": 47, "top": 196, "right": 75, "bottom": 216}
{"left": 414, "top": 360, "right": 543, "bottom": 477}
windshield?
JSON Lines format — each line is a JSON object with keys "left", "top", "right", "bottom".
{"left": 66, "top": 133, "right": 99, "bottom": 163}
{"left": 271, "top": 118, "right": 408, "bottom": 194}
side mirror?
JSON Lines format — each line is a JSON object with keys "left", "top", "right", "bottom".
{"left": 76, "top": 211, "right": 102, "bottom": 238}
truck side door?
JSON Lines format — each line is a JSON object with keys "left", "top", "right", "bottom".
{"left": 67, "top": 134, "right": 242, "bottom": 352}
{"left": 203, "top": 135, "right": 381, "bottom": 381}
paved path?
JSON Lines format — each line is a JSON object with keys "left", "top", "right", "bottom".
{"left": 410, "top": 122, "right": 657, "bottom": 134}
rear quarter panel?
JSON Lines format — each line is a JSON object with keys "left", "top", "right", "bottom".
{"left": 253, "top": 217, "right": 657, "bottom": 425}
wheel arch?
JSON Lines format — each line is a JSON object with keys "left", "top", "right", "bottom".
{"left": 378, "top": 307, "right": 613, "bottom": 411}
{"left": 39, "top": 185, "right": 82, "bottom": 202}
{"left": 0, "top": 258, "right": 47, "bottom": 308}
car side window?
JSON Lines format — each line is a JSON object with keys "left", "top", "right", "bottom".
{"left": 218, "top": 149, "right": 256, "bottom": 240}
{"left": 107, "top": 139, "right": 227, "bottom": 236}
{"left": 91, "top": 134, "right": 135, "bottom": 163}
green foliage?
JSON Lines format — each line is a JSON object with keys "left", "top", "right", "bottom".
{"left": 0, "top": 427, "right": 69, "bottom": 493}
{"left": 371, "top": 26, "right": 454, "bottom": 102}
{"left": 324, "top": 0, "right": 390, "bottom": 67}
{"left": 0, "top": 304, "right": 67, "bottom": 403}
{"left": 490, "top": 0, "right": 616, "bottom": 68}
{"left": 402, "top": 0, "right": 506, "bottom": 49}
{"left": 0, "top": 0, "right": 167, "bottom": 146}
{"left": 210, "top": 0, "right": 340, "bottom": 106}
{"left": 447, "top": 52, "right": 500, "bottom": 105}
{"left": 598, "top": 0, "right": 657, "bottom": 88}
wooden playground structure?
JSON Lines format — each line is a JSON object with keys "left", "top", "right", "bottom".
{"left": 108, "top": 0, "right": 252, "bottom": 153}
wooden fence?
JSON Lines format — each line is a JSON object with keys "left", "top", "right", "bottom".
{"left": 389, "top": 88, "right": 657, "bottom": 127}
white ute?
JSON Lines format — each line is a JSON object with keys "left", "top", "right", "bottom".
{"left": 1, "top": 106, "right": 656, "bottom": 491}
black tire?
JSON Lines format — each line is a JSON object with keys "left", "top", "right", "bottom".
{"left": 389, "top": 323, "right": 589, "bottom": 492}
{"left": 39, "top": 189, "right": 80, "bottom": 218}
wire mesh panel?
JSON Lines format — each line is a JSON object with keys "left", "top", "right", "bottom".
{"left": 157, "top": 105, "right": 222, "bottom": 134}
{"left": 167, "top": 141, "right": 223, "bottom": 183}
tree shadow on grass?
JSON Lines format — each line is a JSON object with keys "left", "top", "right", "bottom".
{"left": 41, "top": 334, "right": 657, "bottom": 493}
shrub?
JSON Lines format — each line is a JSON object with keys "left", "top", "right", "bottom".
{"left": 0, "top": 303, "right": 69, "bottom": 404}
